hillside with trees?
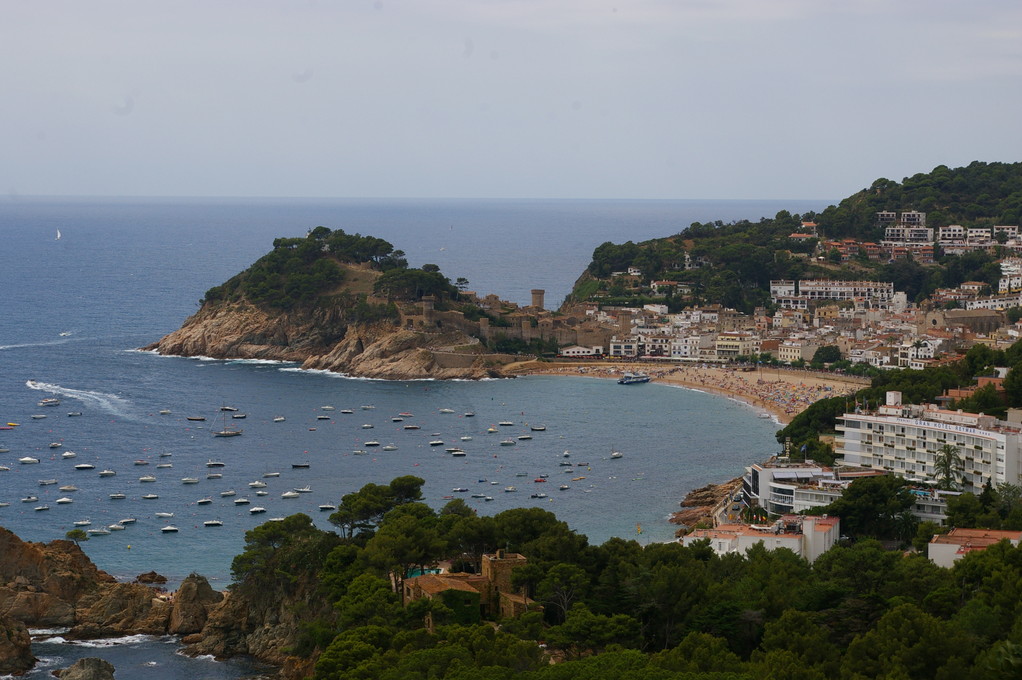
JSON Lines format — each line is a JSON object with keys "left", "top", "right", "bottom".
{"left": 571, "top": 161, "right": 1022, "bottom": 311}
{"left": 196, "top": 475, "right": 1022, "bottom": 680}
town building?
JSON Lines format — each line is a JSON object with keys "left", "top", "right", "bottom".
{"left": 928, "top": 528, "right": 1022, "bottom": 568}
{"left": 681, "top": 515, "right": 841, "bottom": 563}
{"left": 834, "top": 391, "right": 1022, "bottom": 493}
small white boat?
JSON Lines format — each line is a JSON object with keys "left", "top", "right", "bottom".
{"left": 249, "top": 507, "right": 266, "bottom": 514}
{"left": 107, "top": 524, "right": 125, "bottom": 531}
{"left": 75, "top": 463, "right": 95, "bottom": 470}
{"left": 517, "top": 434, "right": 532, "bottom": 440}
{"left": 159, "top": 409, "right": 172, "bottom": 415}
{"left": 206, "top": 472, "right": 223, "bottom": 479}
{"left": 392, "top": 417, "right": 404, "bottom": 422}
{"left": 0, "top": 465, "right": 9, "bottom": 471}
{"left": 19, "top": 457, "right": 40, "bottom": 464}
{"left": 362, "top": 423, "right": 374, "bottom": 429}
{"left": 73, "top": 519, "right": 91, "bottom": 527}
{"left": 610, "top": 451, "right": 623, "bottom": 459}
{"left": 248, "top": 480, "right": 267, "bottom": 488}
{"left": 55, "top": 497, "right": 73, "bottom": 504}
{"left": 49, "top": 442, "right": 62, "bottom": 449}
{"left": 339, "top": 409, "right": 353, "bottom": 414}
{"left": 263, "top": 471, "right": 280, "bottom": 477}
{"left": 220, "top": 489, "right": 236, "bottom": 497}
{"left": 160, "top": 525, "right": 179, "bottom": 533}
{"left": 320, "top": 405, "right": 335, "bottom": 411}
{"left": 86, "top": 528, "right": 110, "bottom": 536}
{"left": 504, "top": 486, "right": 517, "bottom": 493}
{"left": 156, "top": 463, "right": 172, "bottom": 469}
{"left": 487, "top": 427, "right": 498, "bottom": 433}
{"left": 255, "top": 489, "right": 268, "bottom": 496}
{"left": 429, "top": 440, "right": 444, "bottom": 446}
{"left": 134, "top": 459, "right": 149, "bottom": 465}
{"left": 559, "top": 484, "right": 570, "bottom": 491}
{"left": 281, "top": 491, "right": 300, "bottom": 499}
{"left": 138, "top": 475, "right": 156, "bottom": 482}
{"left": 364, "top": 440, "right": 380, "bottom": 447}
{"left": 233, "top": 497, "right": 250, "bottom": 505}
{"left": 196, "top": 497, "right": 213, "bottom": 505}
{"left": 21, "top": 495, "right": 39, "bottom": 503}
{"left": 155, "top": 511, "right": 174, "bottom": 518}
{"left": 204, "top": 520, "right": 223, "bottom": 527}
{"left": 531, "top": 425, "right": 547, "bottom": 432}
{"left": 382, "top": 444, "right": 398, "bottom": 451}
{"left": 499, "top": 439, "right": 516, "bottom": 446}
{"left": 35, "top": 505, "right": 50, "bottom": 511}
{"left": 361, "top": 405, "right": 375, "bottom": 410}
{"left": 438, "top": 408, "right": 455, "bottom": 414}
{"left": 109, "top": 493, "right": 127, "bottom": 500}
{"left": 403, "top": 424, "right": 420, "bottom": 430}
{"left": 293, "top": 485, "right": 312, "bottom": 493}
{"left": 273, "top": 416, "right": 286, "bottom": 422}
{"left": 59, "top": 485, "right": 77, "bottom": 492}
{"left": 318, "top": 504, "right": 337, "bottom": 511}
{"left": 220, "top": 406, "right": 238, "bottom": 412}
{"left": 460, "top": 436, "right": 472, "bottom": 441}
{"left": 118, "top": 517, "right": 136, "bottom": 524}
{"left": 62, "top": 450, "right": 77, "bottom": 459}
{"left": 98, "top": 469, "right": 116, "bottom": 477}
{"left": 38, "top": 479, "right": 58, "bottom": 486}
{"left": 141, "top": 493, "right": 158, "bottom": 500}
{"left": 38, "top": 398, "right": 61, "bottom": 407}
{"left": 499, "top": 421, "right": 514, "bottom": 426}
{"left": 66, "top": 412, "right": 82, "bottom": 417}
{"left": 159, "top": 452, "right": 172, "bottom": 457}
{"left": 206, "top": 460, "right": 225, "bottom": 467}
{"left": 291, "top": 462, "right": 310, "bottom": 468}
{"left": 0, "top": 501, "right": 8, "bottom": 507}
{"left": 450, "top": 449, "right": 466, "bottom": 457}
{"left": 181, "top": 477, "right": 199, "bottom": 484}
{"left": 316, "top": 414, "right": 331, "bottom": 420}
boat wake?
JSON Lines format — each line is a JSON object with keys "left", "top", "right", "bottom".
{"left": 0, "top": 338, "right": 77, "bottom": 351}
{"left": 25, "top": 380, "right": 139, "bottom": 421}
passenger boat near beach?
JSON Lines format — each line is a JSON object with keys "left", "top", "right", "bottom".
{"left": 617, "top": 372, "right": 651, "bottom": 385}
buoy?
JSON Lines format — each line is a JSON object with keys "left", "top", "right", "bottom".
{"left": 127, "top": 545, "right": 131, "bottom": 550}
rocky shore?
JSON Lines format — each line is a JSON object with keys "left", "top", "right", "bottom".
{"left": 143, "top": 301, "right": 510, "bottom": 380}
{"left": 0, "top": 527, "right": 305, "bottom": 678}
{"left": 669, "top": 478, "right": 744, "bottom": 535}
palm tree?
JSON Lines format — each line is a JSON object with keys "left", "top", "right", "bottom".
{"left": 934, "top": 443, "right": 964, "bottom": 491}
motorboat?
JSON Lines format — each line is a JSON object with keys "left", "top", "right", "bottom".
{"left": 231, "top": 414, "right": 247, "bottom": 419}
{"left": 19, "top": 457, "right": 40, "bottom": 464}
{"left": 206, "top": 460, "right": 225, "bottom": 467}
{"left": 107, "top": 524, "right": 125, "bottom": 531}
{"left": 109, "top": 493, "right": 127, "bottom": 500}
{"left": 35, "top": 505, "right": 50, "bottom": 511}
{"left": 196, "top": 497, "right": 213, "bottom": 505}
{"left": 499, "top": 439, "right": 516, "bottom": 446}
{"left": 263, "top": 472, "right": 280, "bottom": 477}
{"left": 39, "top": 479, "right": 58, "bottom": 486}
{"left": 504, "top": 486, "right": 517, "bottom": 493}
{"left": 186, "top": 416, "right": 206, "bottom": 421}
{"left": 293, "top": 485, "right": 312, "bottom": 493}
{"left": 21, "top": 495, "right": 39, "bottom": 503}
{"left": 220, "top": 406, "right": 238, "bottom": 412}
{"left": 362, "top": 423, "right": 374, "bottom": 429}
{"left": 158, "top": 409, "right": 171, "bottom": 415}
{"left": 499, "top": 421, "right": 513, "bottom": 426}
{"left": 156, "top": 463, "right": 172, "bottom": 469}
{"left": 249, "top": 507, "right": 266, "bottom": 514}
{"left": 160, "top": 525, "right": 179, "bottom": 533}
{"left": 181, "top": 477, "right": 199, "bottom": 484}
{"left": 360, "top": 405, "right": 375, "bottom": 410}
{"left": 460, "top": 436, "right": 472, "bottom": 441}
{"left": 403, "top": 424, "right": 420, "bottom": 430}
{"left": 38, "top": 398, "right": 60, "bottom": 407}
{"left": 134, "top": 459, "right": 149, "bottom": 465}
{"left": 617, "top": 372, "right": 651, "bottom": 385}
{"left": 75, "top": 463, "right": 95, "bottom": 470}
{"left": 98, "top": 469, "right": 116, "bottom": 477}
{"left": 86, "top": 528, "right": 110, "bottom": 536}
{"left": 61, "top": 450, "right": 77, "bottom": 458}
{"left": 530, "top": 425, "right": 547, "bottom": 431}
{"left": 610, "top": 451, "right": 623, "bottom": 459}
{"left": 67, "top": 412, "right": 83, "bottom": 417}
{"left": 450, "top": 449, "right": 466, "bottom": 457}
{"left": 206, "top": 472, "right": 223, "bottom": 479}
{"left": 233, "top": 497, "right": 250, "bottom": 505}
{"left": 429, "top": 440, "right": 444, "bottom": 446}
{"left": 204, "top": 520, "right": 223, "bottom": 527}
{"left": 438, "top": 408, "right": 455, "bottom": 414}
{"left": 291, "top": 462, "right": 310, "bottom": 469}
{"left": 320, "top": 405, "right": 335, "bottom": 411}
{"left": 220, "top": 489, "right": 236, "bottom": 497}
{"left": 382, "top": 444, "right": 398, "bottom": 451}
{"left": 530, "top": 492, "right": 548, "bottom": 499}
{"left": 59, "top": 485, "right": 78, "bottom": 492}
{"left": 49, "top": 442, "right": 63, "bottom": 448}
{"left": 318, "top": 504, "right": 337, "bottom": 511}
{"left": 316, "top": 415, "right": 331, "bottom": 420}
{"left": 281, "top": 491, "right": 300, "bottom": 499}
{"left": 452, "top": 487, "right": 469, "bottom": 492}
{"left": 73, "top": 519, "right": 91, "bottom": 527}
{"left": 155, "top": 511, "right": 174, "bottom": 518}
{"left": 139, "top": 475, "right": 157, "bottom": 482}
{"left": 118, "top": 517, "right": 136, "bottom": 524}
{"left": 273, "top": 416, "right": 286, "bottom": 422}
{"left": 55, "top": 497, "right": 73, "bottom": 504}
{"left": 141, "top": 493, "right": 158, "bottom": 500}
{"left": 517, "top": 434, "right": 532, "bottom": 440}
{"left": 364, "top": 441, "right": 380, "bottom": 447}
{"left": 248, "top": 480, "right": 267, "bottom": 488}
{"left": 255, "top": 489, "right": 268, "bottom": 496}
{"left": 159, "top": 452, "right": 173, "bottom": 457}
{"left": 339, "top": 409, "right": 353, "bottom": 414}
{"left": 486, "top": 427, "right": 498, "bottom": 433}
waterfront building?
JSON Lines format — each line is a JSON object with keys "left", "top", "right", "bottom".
{"left": 742, "top": 460, "right": 837, "bottom": 516}
{"left": 928, "top": 528, "right": 1022, "bottom": 568}
{"left": 770, "top": 280, "right": 895, "bottom": 310}
{"left": 834, "top": 391, "right": 1022, "bottom": 493}
{"left": 681, "top": 515, "right": 841, "bottom": 564}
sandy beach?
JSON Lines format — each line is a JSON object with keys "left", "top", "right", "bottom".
{"left": 508, "top": 361, "right": 868, "bottom": 424}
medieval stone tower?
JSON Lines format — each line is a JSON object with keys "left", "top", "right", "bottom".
{"left": 531, "top": 289, "right": 545, "bottom": 310}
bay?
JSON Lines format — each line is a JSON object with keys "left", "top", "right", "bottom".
{"left": 0, "top": 196, "right": 823, "bottom": 678}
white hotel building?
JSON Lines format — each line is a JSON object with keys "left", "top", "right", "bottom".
{"left": 835, "top": 391, "right": 1022, "bottom": 493}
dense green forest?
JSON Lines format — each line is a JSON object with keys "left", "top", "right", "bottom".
{"left": 201, "top": 227, "right": 456, "bottom": 311}
{"left": 232, "top": 476, "right": 1022, "bottom": 680}
{"left": 576, "top": 162, "right": 1022, "bottom": 311}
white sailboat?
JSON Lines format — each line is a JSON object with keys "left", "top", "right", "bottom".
{"left": 56, "top": 229, "right": 62, "bottom": 241}
{"left": 212, "top": 408, "right": 242, "bottom": 437}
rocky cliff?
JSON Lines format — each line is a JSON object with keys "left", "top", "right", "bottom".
{"left": 0, "top": 529, "right": 226, "bottom": 673}
{"left": 143, "top": 300, "right": 507, "bottom": 380}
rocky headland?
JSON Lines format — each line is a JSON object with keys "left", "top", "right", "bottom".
{"left": 0, "top": 526, "right": 330, "bottom": 679}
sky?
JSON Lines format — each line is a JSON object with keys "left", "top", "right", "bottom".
{"left": 3, "top": 0, "right": 1021, "bottom": 200}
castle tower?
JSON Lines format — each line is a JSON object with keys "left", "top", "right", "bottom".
{"left": 481, "top": 550, "right": 528, "bottom": 595}
{"left": 531, "top": 289, "right": 545, "bottom": 310}
{"left": 421, "top": 295, "right": 436, "bottom": 317}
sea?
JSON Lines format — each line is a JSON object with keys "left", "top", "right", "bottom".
{"left": 0, "top": 196, "right": 827, "bottom": 678}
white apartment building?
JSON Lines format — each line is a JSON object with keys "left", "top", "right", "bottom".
{"left": 715, "top": 332, "right": 759, "bottom": 359}
{"left": 835, "top": 391, "right": 1022, "bottom": 493}
{"left": 770, "top": 280, "right": 895, "bottom": 309}
{"left": 777, "top": 338, "right": 820, "bottom": 364}
{"left": 884, "top": 225, "right": 934, "bottom": 243}
{"left": 939, "top": 225, "right": 966, "bottom": 242}
{"left": 670, "top": 335, "right": 703, "bottom": 359}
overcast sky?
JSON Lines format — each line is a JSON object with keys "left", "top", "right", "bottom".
{"left": 3, "top": 1, "right": 1021, "bottom": 200}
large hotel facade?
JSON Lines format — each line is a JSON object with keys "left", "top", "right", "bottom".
{"left": 835, "top": 391, "right": 1022, "bottom": 493}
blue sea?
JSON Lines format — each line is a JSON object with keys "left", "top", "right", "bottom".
{"left": 0, "top": 196, "right": 826, "bottom": 678}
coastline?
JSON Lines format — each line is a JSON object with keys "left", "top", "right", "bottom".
{"left": 507, "top": 360, "right": 868, "bottom": 425}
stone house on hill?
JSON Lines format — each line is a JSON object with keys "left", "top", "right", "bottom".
{"left": 402, "top": 550, "right": 539, "bottom": 626}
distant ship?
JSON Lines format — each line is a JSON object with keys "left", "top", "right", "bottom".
{"left": 617, "top": 372, "right": 651, "bottom": 385}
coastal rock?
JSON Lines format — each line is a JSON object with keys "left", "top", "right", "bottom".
{"left": 55, "top": 657, "right": 116, "bottom": 680}
{"left": 0, "top": 614, "right": 35, "bottom": 675}
{"left": 145, "top": 299, "right": 505, "bottom": 380}
{"left": 69, "top": 583, "right": 172, "bottom": 638}
{"left": 135, "top": 571, "right": 167, "bottom": 585}
{"left": 169, "top": 574, "right": 223, "bottom": 635}
{"left": 670, "top": 478, "right": 743, "bottom": 533}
